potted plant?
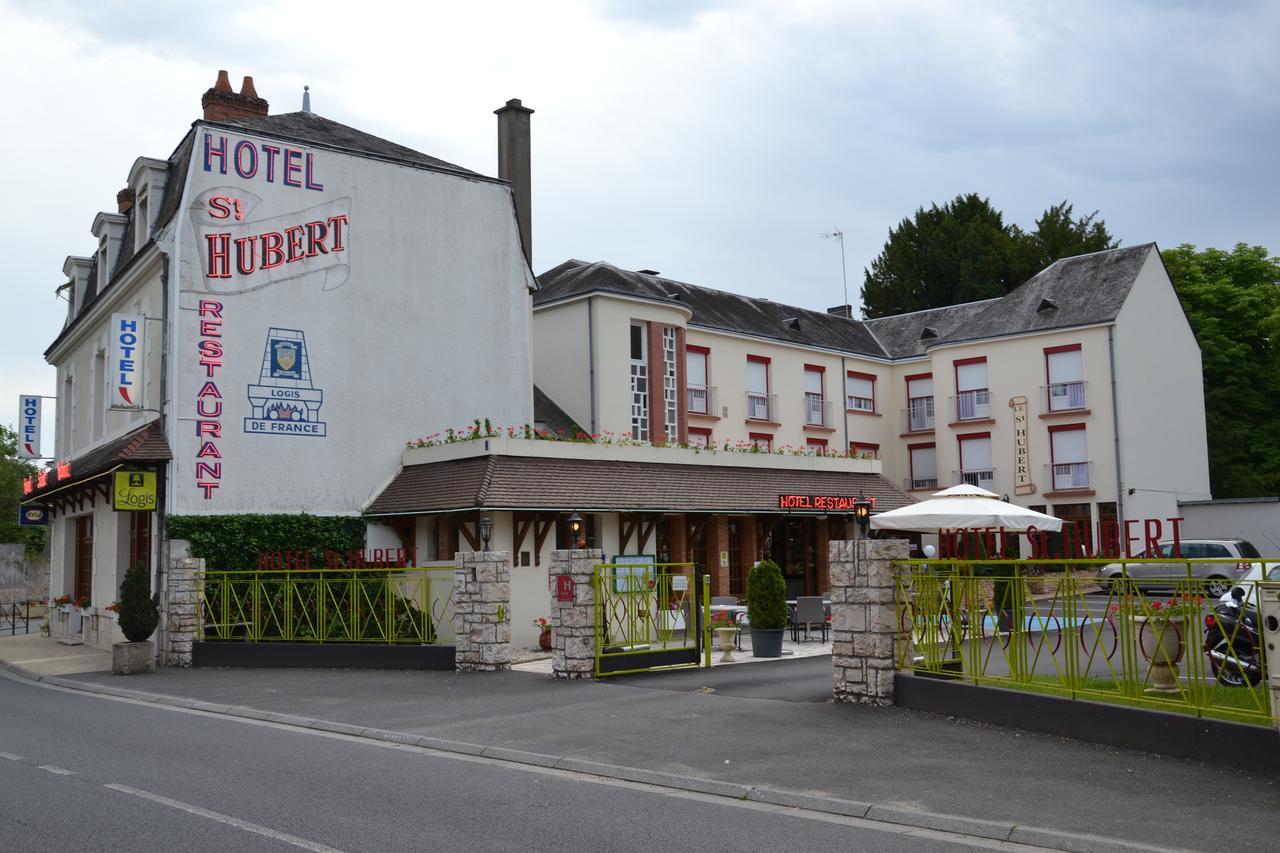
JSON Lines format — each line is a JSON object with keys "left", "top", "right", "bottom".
{"left": 709, "top": 610, "right": 738, "bottom": 662}
{"left": 1136, "top": 595, "right": 1193, "bottom": 693}
{"left": 533, "top": 616, "right": 552, "bottom": 651}
{"left": 746, "top": 559, "right": 787, "bottom": 658}
{"left": 112, "top": 562, "right": 160, "bottom": 675}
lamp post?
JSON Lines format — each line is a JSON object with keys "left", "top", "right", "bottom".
{"left": 479, "top": 513, "right": 492, "bottom": 552}
{"left": 568, "top": 511, "right": 585, "bottom": 549}
{"left": 853, "top": 492, "right": 872, "bottom": 539}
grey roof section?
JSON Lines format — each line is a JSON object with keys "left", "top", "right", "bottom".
{"left": 536, "top": 260, "right": 890, "bottom": 358}
{"left": 153, "top": 129, "right": 193, "bottom": 233}
{"left": 940, "top": 244, "right": 1155, "bottom": 346}
{"left": 532, "top": 385, "right": 586, "bottom": 439}
{"left": 537, "top": 245, "right": 1157, "bottom": 362}
{"left": 208, "top": 112, "right": 478, "bottom": 177}
{"left": 862, "top": 299, "right": 1000, "bottom": 359}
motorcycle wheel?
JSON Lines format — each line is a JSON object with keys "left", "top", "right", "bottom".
{"left": 1209, "top": 638, "right": 1263, "bottom": 687}
{"left": 1205, "top": 576, "right": 1232, "bottom": 598}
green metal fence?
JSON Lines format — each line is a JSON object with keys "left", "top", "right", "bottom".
{"left": 199, "top": 567, "right": 456, "bottom": 645}
{"left": 593, "top": 562, "right": 710, "bottom": 676}
{"left": 894, "top": 558, "right": 1277, "bottom": 726}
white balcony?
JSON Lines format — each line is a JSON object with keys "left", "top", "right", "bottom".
{"left": 903, "top": 397, "right": 935, "bottom": 433}
{"left": 687, "top": 384, "right": 717, "bottom": 416}
{"left": 1046, "top": 461, "right": 1091, "bottom": 491}
{"left": 1042, "top": 381, "right": 1087, "bottom": 413}
{"left": 906, "top": 476, "right": 939, "bottom": 491}
{"left": 952, "top": 389, "right": 991, "bottom": 422}
{"left": 746, "top": 392, "right": 777, "bottom": 422}
{"left": 804, "top": 393, "right": 833, "bottom": 427}
{"left": 955, "top": 468, "right": 996, "bottom": 491}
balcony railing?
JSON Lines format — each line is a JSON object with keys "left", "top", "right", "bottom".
{"left": 1045, "top": 461, "right": 1091, "bottom": 491}
{"left": 954, "top": 468, "right": 996, "bottom": 491}
{"left": 804, "top": 393, "right": 833, "bottom": 427}
{"left": 687, "top": 384, "right": 717, "bottom": 416}
{"left": 952, "top": 389, "right": 991, "bottom": 422}
{"left": 1042, "top": 381, "right": 1087, "bottom": 413}
{"left": 905, "top": 476, "right": 939, "bottom": 491}
{"left": 746, "top": 392, "right": 777, "bottom": 422}
{"left": 903, "top": 397, "right": 935, "bottom": 433}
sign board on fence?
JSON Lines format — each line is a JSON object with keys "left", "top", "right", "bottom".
{"left": 113, "top": 470, "right": 157, "bottom": 511}
{"left": 671, "top": 575, "right": 689, "bottom": 592}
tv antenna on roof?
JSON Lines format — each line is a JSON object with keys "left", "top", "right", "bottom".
{"left": 819, "top": 228, "right": 849, "bottom": 312}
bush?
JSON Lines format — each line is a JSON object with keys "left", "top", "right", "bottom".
{"left": 746, "top": 560, "right": 788, "bottom": 630}
{"left": 117, "top": 562, "right": 160, "bottom": 643}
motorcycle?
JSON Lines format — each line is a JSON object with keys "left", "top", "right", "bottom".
{"left": 1204, "top": 587, "right": 1264, "bottom": 687}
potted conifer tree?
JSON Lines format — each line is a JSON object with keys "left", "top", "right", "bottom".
{"left": 746, "top": 559, "right": 787, "bottom": 658}
{"left": 112, "top": 563, "right": 160, "bottom": 675}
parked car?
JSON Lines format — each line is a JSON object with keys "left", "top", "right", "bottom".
{"left": 1098, "top": 538, "right": 1266, "bottom": 598}
{"left": 1218, "top": 560, "right": 1280, "bottom": 604}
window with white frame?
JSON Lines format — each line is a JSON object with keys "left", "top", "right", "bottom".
{"left": 803, "top": 365, "right": 825, "bottom": 425}
{"left": 955, "top": 359, "right": 990, "bottom": 420}
{"left": 846, "top": 371, "right": 875, "bottom": 413}
{"left": 686, "top": 347, "right": 709, "bottom": 414}
{"left": 1046, "top": 346, "right": 1085, "bottom": 411}
{"left": 662, "top": 327, "right": 678, "bottom": 442}
{"left": 958, "top": 433, "right": 994, "bottom": 490}
{"left": 909, "top": 444, "right": 937, "bottom": 490}
{"left": 746, "top": 357, "right": 770, "bottom": 420}
{"left": 1050, "top": 425, "right": 1089, "bottom": 489}
{"left": 906, "top": 374, "right": 934, "bottom": 431}
{"left": 629, "top": 322, "right": 648, "bottom": 441}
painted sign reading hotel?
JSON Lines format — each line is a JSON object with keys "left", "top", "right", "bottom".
{"left": 110, "top": 313, "right": 145, "bottom": 409}
{"left": 778, "top": 494, "right": 878, "bottom": 511}
{"left": 197, "top": 133, "right": 350, "bottom": 295}
{"left": 17, "top": 395, "right": 41, "bottom": 459}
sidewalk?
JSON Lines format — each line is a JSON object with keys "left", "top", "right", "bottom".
{"left": 0, "top": 632, "right": 111, "bottom": 676}
{"left": 3, "top": 637, "right": 1276, "bottom": 852}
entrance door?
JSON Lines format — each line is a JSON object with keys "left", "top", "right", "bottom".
{"left": 75, "top": 515, "right": 93, "bottom": 603}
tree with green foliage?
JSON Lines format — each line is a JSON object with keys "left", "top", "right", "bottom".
{"left": 860, "top": 195, "right": 1118, "bottom": 318}
{"left": 1162, "top": 243, "right": 1280, "bottom": 498}
{"left": 0, "top": 425, "right": 45, "bottom": 557}
{"left": 117, "top": 561, "right": 160, "bottom": 643}
{"left": 745, "top": 559, "right": 788, "bottom": 629}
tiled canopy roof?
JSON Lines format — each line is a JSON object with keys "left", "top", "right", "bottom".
{"left": 21, "top": 420, "right": 171, "bottom": 503}
{"left": 366, "top": 454, "right": 914, "bottom": 516}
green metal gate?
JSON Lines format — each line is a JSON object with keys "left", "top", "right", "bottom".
{"left": 593, "top": 562, "right": 710, "bottom": 676}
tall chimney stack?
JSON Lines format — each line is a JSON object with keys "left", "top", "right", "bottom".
{"left": 202, "top": 70, "right": 269, "bottom": 122}
{"left": 495, "top": 98, "right": 534, "bottom": 267}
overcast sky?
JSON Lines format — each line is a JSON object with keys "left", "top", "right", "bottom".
{"left": 3, "top": 0, "right": 1277, "bottom": 440}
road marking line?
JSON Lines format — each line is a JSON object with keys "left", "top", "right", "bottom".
{"left": 38, "top": 765, "right": 75, "bottom": 775}
{"left": 0, "top": 750, "right": 24, "bottom": 761}
{"left": 103, "top": 784, "right": 346, "bottom": 853}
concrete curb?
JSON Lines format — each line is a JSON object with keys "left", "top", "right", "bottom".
{"left": 1, "top": 663, "right": 1191, "bottom": 853}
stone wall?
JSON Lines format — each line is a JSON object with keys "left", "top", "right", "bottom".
{"left": 548, "top": 549, "right": 601, "bottom": 679}
{"left": 454, "top": 551, "right": 512, "bottom": 672}
{"left": 165, "top": 557, "right": 203, "bottom": 667}
{"left": 830, "top": 538, "right": 906, "bottom": 705}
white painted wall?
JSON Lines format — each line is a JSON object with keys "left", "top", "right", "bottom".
{"left": 589, "top": 297, "right": 690, "bottom": 438}
{"left": 170, "top": 125, "right": 535, "bottom": 515}
{"left": 1113, "top": 249, "right": 1212, "bottom": 524}
{"left": 1177, "top": 500, "right": 1280, "bottom": 554}
{"left": 531, "top": 299, "right": 591, "bottom": 430}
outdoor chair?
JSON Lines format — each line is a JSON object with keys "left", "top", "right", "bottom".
{"left": 791, "top": 596, "right": 828, "bottom": 642}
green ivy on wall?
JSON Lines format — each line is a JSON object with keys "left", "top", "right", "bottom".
{"left": 166, "top": 514, "right": 367, "bottom": 571}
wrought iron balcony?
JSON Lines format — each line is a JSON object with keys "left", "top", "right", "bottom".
{"left": 1045, "top": 461, "right": 1091, "bottom": 491}
{"left": 954, "top": 468, "right": 996, "bottom": 491}
{"left": 804, "top": 393, "right": 833, "bottom": 427}
{"left": 951, "top": 389, "right": 992, "bottom": 422}
{"left": 905, "top": 476, "right": 939, "bottom": 491}
{"left": 746, "top": 392, "right": 777, "bottom": 422}
{"left": 1041, "top": 381, "right": 1087, "bottom": 413}
{"left": 902, "top": 397, "right": 935, "bottom": 433}
{"left": 687, "top": 384, "right": 717, "bottom": 416}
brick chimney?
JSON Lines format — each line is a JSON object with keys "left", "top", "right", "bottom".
{"left": 202, "top": 70, "right": 269, "bottom": 122}
{"left": 827, "top": 305, "right": 854, "bottom": 319}
{"left": 495, "top": 98, "right": 533, "bottom": 267}
{"left": 116, "top": 187, "right": 135, "bottom": 214}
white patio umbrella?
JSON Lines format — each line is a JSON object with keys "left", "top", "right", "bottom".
{"left": 871, "top": 483, "right": 1063, "bottom": 533}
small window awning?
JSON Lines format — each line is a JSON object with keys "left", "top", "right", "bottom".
{"left": 365, "top": 454, "right": 914, "bottom": 517}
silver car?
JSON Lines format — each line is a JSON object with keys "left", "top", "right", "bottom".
{"left": 1099, "top": 538, "right": 1261, "bottom": 598}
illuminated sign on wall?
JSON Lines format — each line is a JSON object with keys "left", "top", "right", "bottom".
{"left": 17, "top": 394, "right": 41, "bottom": 458}
{"left": 778, "top": 494, "right": 878, "bottom": 511}
{"left": 110, "top": 314, "right": 145, "bottom": 410}
{"left": 194, "top": 299, "right": 225, "bottom": 499}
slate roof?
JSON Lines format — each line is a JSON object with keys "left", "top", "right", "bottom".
{"left": 365, "top": 454, "right": 914, "bottom": 516}
{"left": 21, "top": 420, "right": 172, "bottom": 503}
{"left": 536, "top": 260, "right": 889, "bottom": 358}
{"left": 207, "top": 112, "right": 478, "bottom": 177}
{"left": 533, "top": 386, "right": 587, "bottom": 439}
{"left": 536, "top": 245, "right": 1158, "bottom": 361}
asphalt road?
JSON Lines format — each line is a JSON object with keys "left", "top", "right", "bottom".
{"left": 1, "top": 675, "right": 1023, "bottom": 853}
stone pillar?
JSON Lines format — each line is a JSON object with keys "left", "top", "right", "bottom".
{"left": 453, "top": 551, "right": 512, "bottom": 672}
{"left": 548, "top": 548, "right": 601, "bottom": 679}
{"left": 830, "top": 538, "right": 907, "bottom": 705}
{"left": 164, "top": 557, "right": 203, "bottom": 667}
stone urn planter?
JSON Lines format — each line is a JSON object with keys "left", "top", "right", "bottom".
{"left": 1137, "top": 615, "right": 1185, "bottom": 693}
{"left": 112, "top": 640, "right": 155, "bottom": 675}
{"left": 538, "top": 630, "right": 552, "bottom": 651}
{"left": 714, "top": 627, "right": 738, "bottom": 662}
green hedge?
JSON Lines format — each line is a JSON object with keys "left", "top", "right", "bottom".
{"left": 166, "top": 514, "right": 366, "bottom": 571}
